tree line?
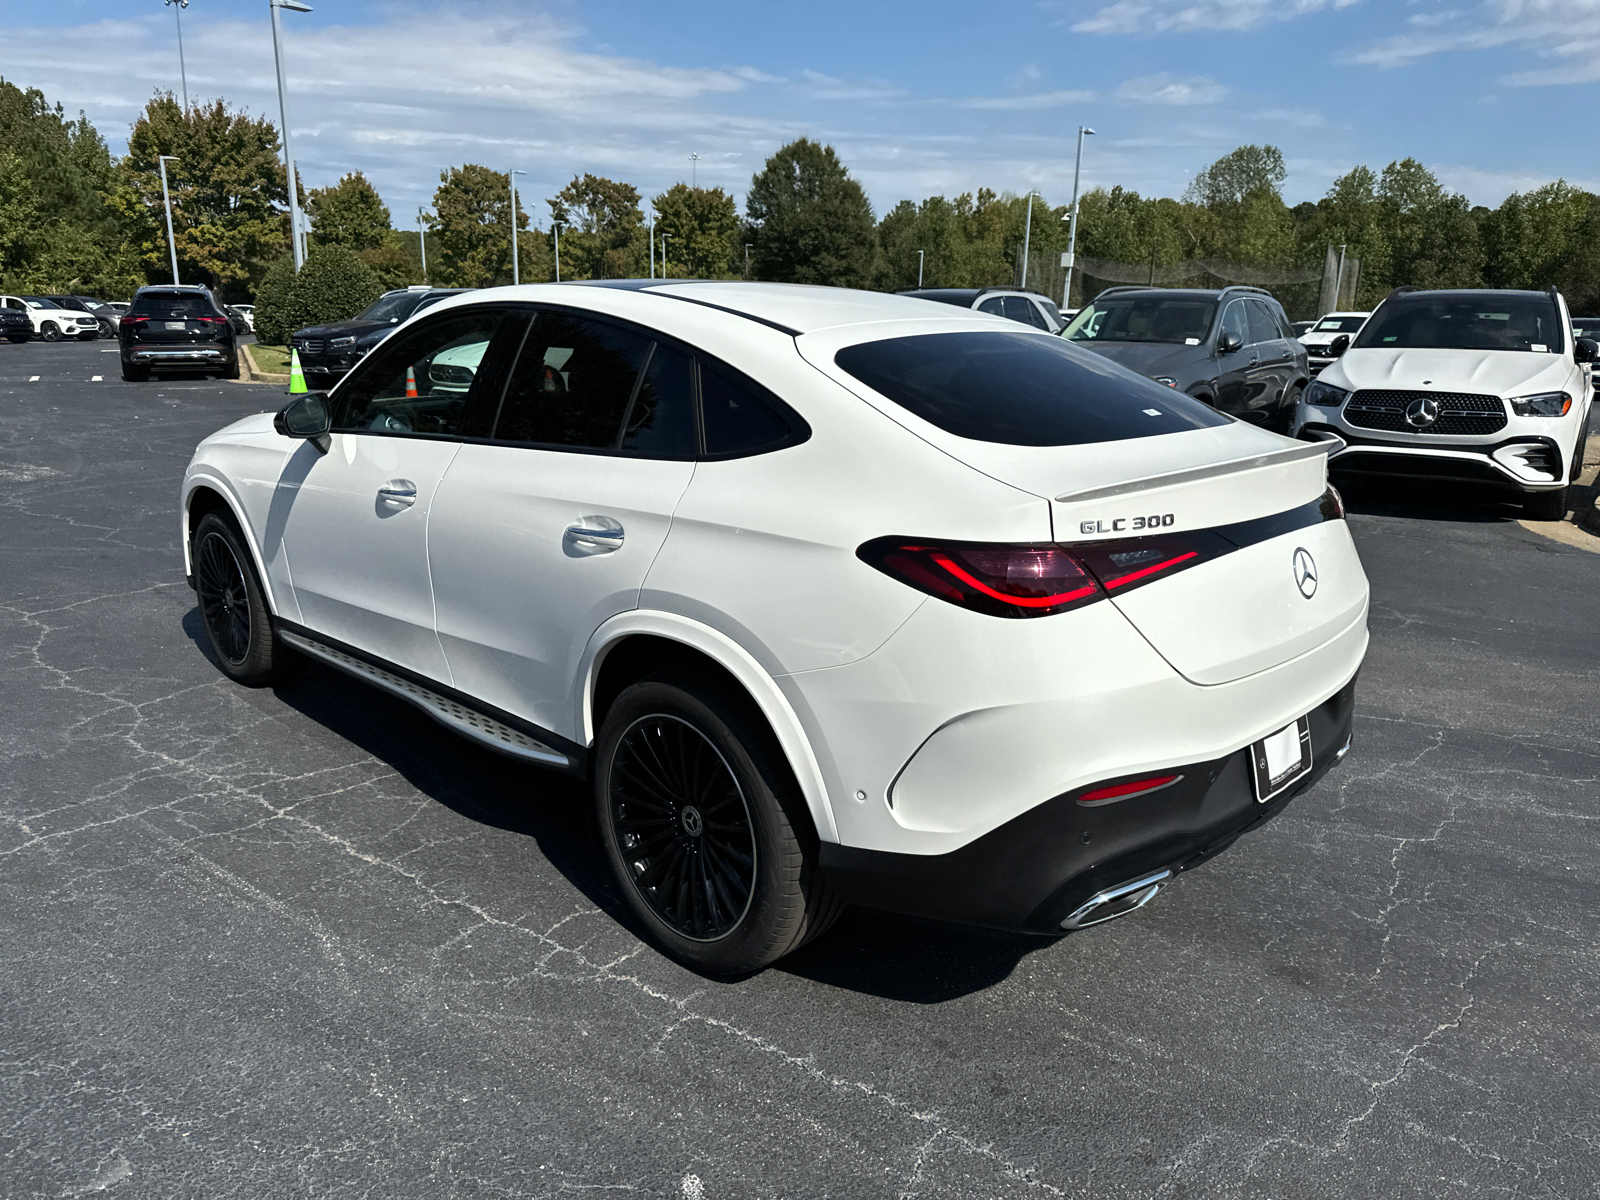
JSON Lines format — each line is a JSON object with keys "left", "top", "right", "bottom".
{"left": 5, "top": 75, "right": 1600, "bottom": 320}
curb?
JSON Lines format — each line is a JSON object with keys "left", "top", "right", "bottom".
{"left": 239, "top": 343, "right": 290, "bottom": 386}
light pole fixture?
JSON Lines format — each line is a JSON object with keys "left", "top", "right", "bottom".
{"left": 917, "top": 249, "right": 924, "bottom": 288}
{"left": 1063, "top": 125, "right": 1095, "bottom": 309}
{"left": 158, "top": 155, "right": 181, "bottom": 284}
{"left": 418, "top": 207, "right": 429, "bottom": 284}
{"left": 164, "top": 0, "right": 190, "bottom": 110}
{"left": 269, "top": 0, "right": 313, "bottom": 272}
{"left": 509, "top": 169, "right": 526, "bottom": 285}
{"left": 690, "top": 152, "right": 700, "bottom": 187}
{"left": 1020, "top": 189, "right": 1040, "bottom": 289}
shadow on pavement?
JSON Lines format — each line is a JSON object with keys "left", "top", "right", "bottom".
{"left": 1334, "top": 472, "right": 1528, "bottom": 523}
{"left": 181, "top": 607, "right": 1050, "bottom": 1000}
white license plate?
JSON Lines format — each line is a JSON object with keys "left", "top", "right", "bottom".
{"left": 1250, "top": 716, "right": 1312, "bottom": 802}
{"left": 166, "top": 321, "right": 187, "bottom": 330}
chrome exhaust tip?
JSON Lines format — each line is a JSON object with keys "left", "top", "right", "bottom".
{"left": 1060, "top": 870, "right": 1172, "bottom": 930}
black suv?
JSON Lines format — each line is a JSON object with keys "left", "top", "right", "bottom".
{"left": 0, "top": 305, "right": 30, "bottom": 343}
{"left": 291, "top": 286, "right": 469, "bottom": 390}
{"left": 1063, "top": 285, "right": 1309, "bottom": 430}
{"left": 43, "top": 295, "right": 119, "bottom": 339}
{"left": 119, "top": 285, "right": 239, "bottom": 381}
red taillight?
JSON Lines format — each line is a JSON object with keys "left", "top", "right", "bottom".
{"left": 119, "top": 315, "right": 147, "bottom": 329}
{"left": 1078, "top": 773, "right": 1183, "bottom": 805}
{"left": 1073, "top": 534, "right": 1217, "bottom": 596}
{"left": 858, "top": 539, "right": 1104, "bottom": 618}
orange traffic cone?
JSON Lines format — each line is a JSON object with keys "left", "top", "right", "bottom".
{"left": 405, "top": 365, "right": 418, "bottom": 398}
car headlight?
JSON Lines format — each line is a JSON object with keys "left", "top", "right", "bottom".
{"left": 330, "top": 336, "right": 357, "bottom": 349}
{"left": 1509, "top": 391, "right": 1572, "bottom": 417}
{"left": 1302, "top": 381, "right": 1350, "bottom": 409}
{"left": 1152, "top": 376, "right": 1178, "bottom": 388}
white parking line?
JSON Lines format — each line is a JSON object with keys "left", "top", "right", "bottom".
{"left": 100, "top": 348, "right": 118, "bottom": 353}
{"left": 29, "top": 375, "right": 39, "bottom": 382}
{"left": 92, "top": 375, "right": 103, "bottom": 382}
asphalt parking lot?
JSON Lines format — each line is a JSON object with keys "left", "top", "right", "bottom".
{"left": 3, "top": 336, "right": 1598, "bottom": 1199}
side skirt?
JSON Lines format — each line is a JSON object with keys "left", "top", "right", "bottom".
{"left": 274, "top": 621, "right": 585, "bottom": 774}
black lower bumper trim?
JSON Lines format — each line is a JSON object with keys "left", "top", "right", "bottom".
{"left": 820, "top": 676, "right": 1357, "bottom": 934}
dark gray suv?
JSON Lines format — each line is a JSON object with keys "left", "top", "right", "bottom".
{"left": 1063, "top": 285, "right": 1309, "bottom": 431}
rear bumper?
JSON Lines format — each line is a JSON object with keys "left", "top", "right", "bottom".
{"left": 125, "top": 345, "right": 231, "bottom": 366}
{"left": 820, "top": 675, "right": 1356, "bottom": 934}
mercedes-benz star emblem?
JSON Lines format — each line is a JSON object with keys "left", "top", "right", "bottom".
{"left": 1404, "top": 396, "right": 1441, "bottom": 428}
{"left": 1293, "top": 547, "right": 1318, "bottom": 599}
{"left": 680, "top": 806, "right": 704, "bottom": 837}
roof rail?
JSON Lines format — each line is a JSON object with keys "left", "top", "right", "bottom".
{"left": 1093, "top": 286, "right": 1149, "bottom": 298}
{"left": 1222, "top": 284, "right": 1274, "bottom": 297}
{"left": 1389, "top": 285, "right": 1420, "bottom": 298}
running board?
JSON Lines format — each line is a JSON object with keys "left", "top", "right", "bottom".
{"left": 278, "top": 631, "right": 571, "bottom": 769}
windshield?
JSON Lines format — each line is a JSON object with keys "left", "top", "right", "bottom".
{"left": 1313, "top": 316, "right": 1365, "bottom": 333}
{"left": 357, "top": 292, "right": 425, "bottom": 324}
{"left": 1355, "top": 296, "right": 1565, "bottom": 353}
{"left": 24, "top": 299, "right": 60, "bottom": 309}
{"left": 1065, "top": 296, "right": 1217, "bottom": 345}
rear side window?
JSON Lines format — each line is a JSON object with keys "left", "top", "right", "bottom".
{"left": 1003, "top": 295, "right": 1049, "bottom": 329}
{"left": 834, "top": 330, "right": 1228, "bottom": 447}
{"left": 494, "top": 313, "right": 654, "bottom": 448}
{"left": 701, "top": 366, "right": 793, "bottom": 456}
{"left": 1246, "top": 300, "right": 1281, "bottom": 345}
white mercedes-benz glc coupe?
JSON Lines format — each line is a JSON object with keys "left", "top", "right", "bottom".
{"left": 1295, "top": 287, "right": 1596, "bottom": 520}
{"left": 181, "top": 282, "right": 1370, "bottom": 973}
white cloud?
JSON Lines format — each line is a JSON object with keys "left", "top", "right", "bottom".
{"left": 962, "top": 89, "right": 1095, "bottom": 110}
{"left": 1070, "top": 0, "right": 1363, "bottom": 35}
{"left": 1116, "top": 73, "right": 1228, "bottom": 104}
{"left": 1347, "top": 0, "right": 1600, "bottom": 82}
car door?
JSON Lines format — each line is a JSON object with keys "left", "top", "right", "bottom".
{"left": 1210, "top": 299, "right": 1254, "bottom": 415}
{"left": 270, "top": 306, "right": 514, "bottom": 682}
{"left": 427, "top": 308, "right": 698, "bottom": 740}
{"left": 1247, "top": 299, "right": 1296, "bottom": 415}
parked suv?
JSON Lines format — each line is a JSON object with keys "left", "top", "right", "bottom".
{"left": 42, "top": 295, "right": 120, "bottom": 339}
{"left": 119, "top": 285, "right": 239, "bottom": 381}
{"left": 0, "top": 303, "right": 32, "bottom": 343}
{"left": 1299, "top": 311, "right": 1369, "bottom": 377}
{"left": 1064, "top": 286, "right": 1309, "bottom": 431}
{"left": 1, "top": 295, "right": 100, "bottom": 342}
{"left": 900, "top": 287, "right": 1066, "bottom": 333}
{"left": 1295, "top": 287, "right": 1595, "bottom": 520}
{"left": 291, "top": 286, "right": 470, "bottom": 390}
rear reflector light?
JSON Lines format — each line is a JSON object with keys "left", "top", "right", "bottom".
{"left": 858, "top": 538, "right": 1104, "bottom": 618}
{"left": 1072, "top": 534, "right": 1220, "bottom": 596}
{"left": 1078, "top": 773, "right": 1183, "bottom": 805}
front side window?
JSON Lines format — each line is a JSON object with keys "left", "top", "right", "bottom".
{"left": 1066, "top": 296, "right": 1218, "bottom": 345}
{"left": 1003, "top": 295, "right": 1049, "bottom": 329}
{"left": 977, "top": 297, "right": 1006, "bottom": 317}
{"left": 1220, "top": 301, "right": 1249, "bottom": 346}
{"left": 354, "top": 291, "right": 426, "bottom": 325}
{"left": 333, "top": 309, "right": 506, "bottom": 436}
{"left": 835, "top": 330, "right": 1228, "bottom": 447}
{"left": 1355, "top": 296, "right": 1565, "bottom": 353}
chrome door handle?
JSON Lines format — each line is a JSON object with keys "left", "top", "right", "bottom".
{"left": 377, "top": 480, "right": 417, "bottom": 507}
{"left": 565, "top": 522, "right": 624, "bottom": 549}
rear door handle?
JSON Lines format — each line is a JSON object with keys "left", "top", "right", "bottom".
{"left": 566, "top": 519, "right": 625, "bottom": 550}
{"left": 377, "top": 480, "right": 417, "bottom": 508}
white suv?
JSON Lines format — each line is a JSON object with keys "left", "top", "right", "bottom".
{"left": 181, "top": 282, "right": 1369, "bottom": 973}
{"left": 1298, "top": 311, "right": 1368, "bottom": 376}
{"left": 0, "top": 295, "right": 100, "bottom": 341}
{"left": 1296, "top": 287, "right": 1595, "bottom": 520}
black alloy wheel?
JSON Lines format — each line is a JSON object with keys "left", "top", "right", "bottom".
{"left": 594, "top": 674, "right": 842, "bottom": 974}
{"left": 190, "top": 510, "right": 296, "bottom": 686}
{"left": 41, "top": 322, "right": 61, "bottom": 342}
{"left": 608, "top": 714, "right": 758, "bottom": 941}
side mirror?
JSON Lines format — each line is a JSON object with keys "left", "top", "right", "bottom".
{"left": 1328, "top": 334, "right": 1351, "bottom": 357}
{"left": 1217, "top": 331, "right": 1243, "bottom": 355}
{"left": 274, "top": 392, "right": 332, "bottom": 450}
{"left": 1575, "top": 337, "right": 1598, "bottom": 364}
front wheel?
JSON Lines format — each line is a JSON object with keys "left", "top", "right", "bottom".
{"left": 1277, "top": 384, "right": 1304, "bottom": 434}
{"left": 594, "top": 674, "right": 841, "bottom": 975}
{"left": 191, "top": 511, "right": 297, "bottom": 686}
{"left": 40, "top": 322, "right": 61, "bottom": 342}
{"left": 1524, "top": 487, "right": 1569, "bottom": 521}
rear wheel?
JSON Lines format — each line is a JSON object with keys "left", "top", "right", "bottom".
{"left": 594, "top": 673, "right": 841, "bottom": 975}
{"left": 1524, "top": 487, "right": 1569, "bottom": 521}
{"left": 7, "top": 336, "right": 26, "bottom": 344}
{"left": 1277, "top": 384, "right": 1304, "bottom": 434}
{"left": 191, "top": 511, "right": 297, "bottom": 686}
{"left": 220, "top": 354, "right": 241, "bottom": 380}
{"left": 120, "top": 361, "right": 149, "bottom": 382}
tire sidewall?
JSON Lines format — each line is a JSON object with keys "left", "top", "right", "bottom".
{"left": 192, "top": 511, "right": 276, "bottom": 684}
{"left": 594, "top": 677, "right": 806, "bottom": 975}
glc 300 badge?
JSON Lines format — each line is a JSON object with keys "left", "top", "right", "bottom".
{"left": 1404, "top": 397, "right": 1441, "bottom": 428}
{"left": 1079, "top": 513, "right": 1176, "bottom": 535}
{"left": 1293, "top": 547, "right": 1318, "bottom": 598}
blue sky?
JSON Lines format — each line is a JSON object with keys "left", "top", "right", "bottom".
{"left": 3, "top": 0, "right": 1596, "bottom": 225}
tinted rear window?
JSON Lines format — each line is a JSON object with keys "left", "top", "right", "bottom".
{"left": 131, "top": 292, "right": 216, "bottom": 318}
{"left": 835, "top": 331, "right": 1229, "bottom": 447}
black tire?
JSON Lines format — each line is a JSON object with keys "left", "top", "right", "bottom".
{"left": 120, "top": 361, "right": 149, "bottom": 382}
{"left": 191, "top": 511, "right": 296, "bottom": 686}
{"left": 221, "top": 353, "right": 241, "bottom": 381}
{"left": 594, "top": 672, "right": 841, "bottom": 974}
{"left": 7, "top": 336, "right": 27, "bottom": 344}
{"left": 1278, "top": 384, "right": 1304, "bottom": 434}
{"left": 40, "top": 322, "right": 61, "bottom": 342}
{"left": 1524, "top": 487, "right": 1569, "bottom": 521}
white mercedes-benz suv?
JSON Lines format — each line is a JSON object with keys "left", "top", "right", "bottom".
{"left": 1296, "top": 287, "right": 1596, "bottom": 520}
{"left": 181, "top": 282, "right": 1370, "bottom": 973}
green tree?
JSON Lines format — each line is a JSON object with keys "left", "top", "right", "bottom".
{"left": 121, "top": 93, "right": 290, "bottom": 298}
{"left": 1183, "top": 144, "right": 1288, "bottom": 208}
{"left": 651, "top": 183, "right": 739, "bottom": 278}
{"left": 308, "top": 171, "right": 391, "bottom": 252}
{"left": 429, "top": 163, "right": 541, "bottom": 287}
{"left": 550, "top": 174, "right": 645, "bottom": 280}
{"left": 1375, "top": 158, "right": 1482, "bottom": 290}
{"left": 253, "top": 244, "right": 381, "bottom": 345}
{"left": 746, "top": 139, "right": 876, "bottom": 287}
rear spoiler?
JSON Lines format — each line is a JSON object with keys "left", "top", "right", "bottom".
{"left": 1056, "top": 438, "right": 1341, "bottom": 504}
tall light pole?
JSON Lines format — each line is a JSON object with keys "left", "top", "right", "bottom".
{"left": 164, "top": 0, "right": 190, "bottom": 110}
{"left": 553, "top": 223, "right": 561, "bottom": 282}
{"left": 661, "top": 233, "right": 669, "bottom": 277}
{"left": 1063, "top": 125, "right": 1095, "bottom": 309}
{"left": 917, "top": 249, "right": 925, "bottom": 288}
{"left": 690, "top": 152, "right": 700, "bottom": 187}
{"left": 417, "top": 207, "right": 428, "bottom": 283}
{"left": 509, "top": 168, "right": 526, "bottom": 285}
{"left": 158, "top": 156, "right": 181, "bottom": 284}
{"left": 270, "top": 0, "right": 312, "bottom": 273}
{"left": 744, "top": 243, "right": 751, "bottom": 279}
{"left": 648, "top": 212, "right": 656, "bottom": 280}
{"left": 1020, "top": 189, "right": 1039, "bottom": 289}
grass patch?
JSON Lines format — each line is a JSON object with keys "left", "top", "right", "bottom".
{"left": 249, "top": 343, "right": 293, "bottom": 374}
